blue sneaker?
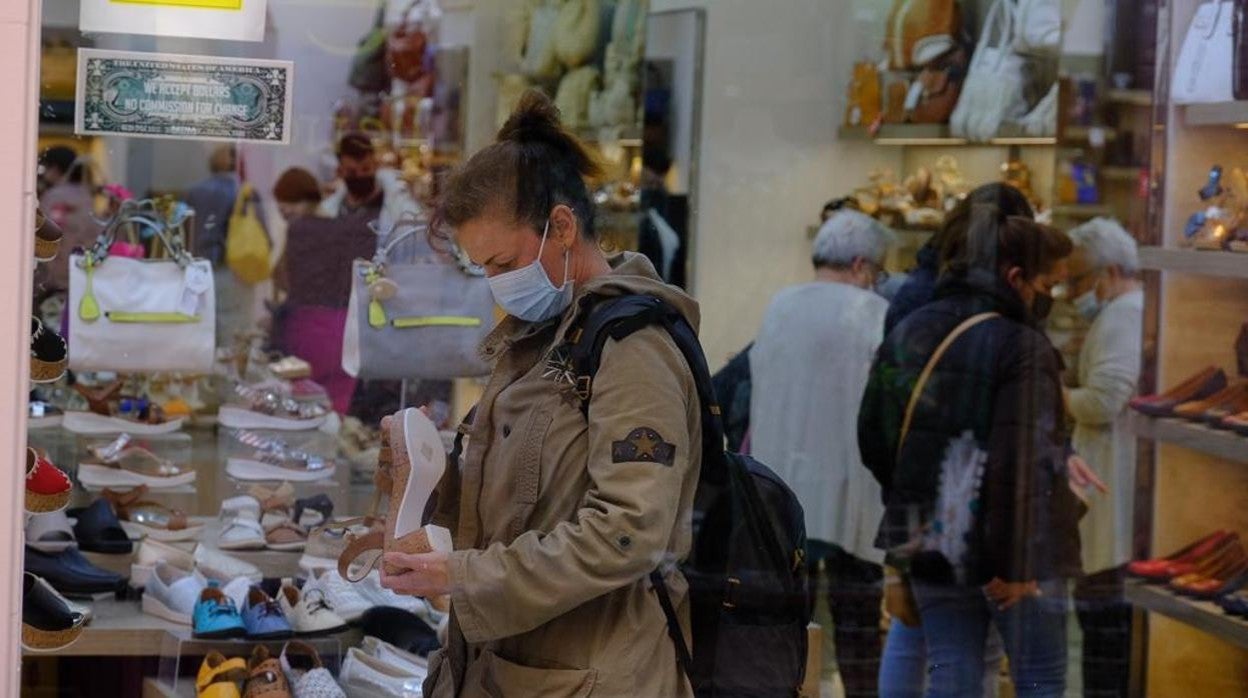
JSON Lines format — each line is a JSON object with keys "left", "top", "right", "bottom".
{"left": 193, "top": 586, "right": 246, "bottom": 639}
{"left": 242, "top": 585, "right": 293, "bottom": 640}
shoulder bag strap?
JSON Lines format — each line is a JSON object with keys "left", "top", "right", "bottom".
{"left": 896, "top": 312, "right": 998, "bottom": 458}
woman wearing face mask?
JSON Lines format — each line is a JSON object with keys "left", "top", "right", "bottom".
{"left": 859, "top": 208, "right": 1084, "bottom": 698}
{"left": 378, "top": 90, "right": 701, "bottom": 697}
{"left": 1060, "top": 218, "right": 1144, "bottom": 698}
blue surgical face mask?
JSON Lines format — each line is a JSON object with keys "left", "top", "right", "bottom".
{"left": 1073, "top": 287, "right": 1103, "bottom": 320}
{"left": 486, "top": 219, "right": 573, "bottom": 323}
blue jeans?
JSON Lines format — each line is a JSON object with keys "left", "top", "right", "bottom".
{"left": 909, "top": 580, "right": 1068, "bottom": 698}
{"left": 878, "top": 618, "right": 1003, "bottom": 698}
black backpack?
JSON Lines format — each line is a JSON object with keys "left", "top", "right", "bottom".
{"left": 568, "top": 294, "right": 811, "bottom": 697}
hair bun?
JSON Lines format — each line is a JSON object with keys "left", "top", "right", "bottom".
{"left": 497, "top": 89, "right": 565, "bottom": 145}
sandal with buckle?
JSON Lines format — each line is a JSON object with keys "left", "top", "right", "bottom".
{"left": 227, "top": 431, "right": 336, "bottom": 483}
{"left": 197, "top": 651, "right": 248, "bottom": 698}
{"left": 336, "top": 408, "right": 450, "bottom": 582}
{"left": 65, "top": 382, "right": 185, "bottom": 435}
{"left": 218, "top": 384, "right": 327, "bottom": 432}
{"left": 102, "top": 485, "right": 203, "bottom": 542}
{"left": 78, "top": 434, "right": 197, "bottom": 489}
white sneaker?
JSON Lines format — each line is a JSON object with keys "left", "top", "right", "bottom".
{"left": 140, "top": 562, "right": 207, "bottom": 626}
{"left": 339, "top": 647, "right": 424, "bottom": 697}
{"left": 359, "top": 636, "right": 427, "bottom": 677}
{"left": 193, "top": 545, "right": 263, "bottom": 585}
{"left": 306, "top": 570, "right": 369, "bottom": 624}
{"left": 356, "top": 570, "right": 427, "bottom": 617}
{"left": 278, "top": 579, "right": 349, "bottom": 635}
{"left": 130, "top": 538, "right": 195, "bottom": 590}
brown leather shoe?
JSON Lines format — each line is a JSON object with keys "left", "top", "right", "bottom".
{"left": 244, "top": 645, "right": 291, "bottom": 698}
{"left": 1131, "top": 367, "right": 1228, "bottom": 417}
{"left": 1174, "top": 380, "right": 1248, "bottom": 422}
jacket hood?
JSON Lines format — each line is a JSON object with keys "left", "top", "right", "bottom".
{"left": 915, "top": 243, "right": 939, "bottom": 272}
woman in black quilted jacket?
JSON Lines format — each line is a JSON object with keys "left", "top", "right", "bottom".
{"left": 859, "top": 207, "right": 1083, "bottom": 698}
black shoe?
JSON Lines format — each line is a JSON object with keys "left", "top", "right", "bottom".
{"left": 68, "top": 498, "right": 133, "bottom": 555}
{"left": 22, "top": 572, "right": 85, "bottom": 652}
{"left": 359, "top": 606, "right": 440, "bottom": 658}
{"left": 30, "top": 317, "right": 67, "bottom": 384}
{"left": 24, "top": 546, "right": 127, "bottom": 597}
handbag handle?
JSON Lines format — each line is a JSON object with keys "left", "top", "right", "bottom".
{"left": 971, "top": 0, "right": 1016, "bottom": 72}
{"left": 367, "top": 212, "right": 485, "bottom": 277}
{"left": 85, "top": 199, "right": 195, "bottom": 268}
{"left": 397, "top": 0, "right": 440, "bottom": 34}
{"left": 232, "top": 183, "right": 256, "bottom": 219}
{"left": 896, "top": 313, "right": 999, "bottom": 459}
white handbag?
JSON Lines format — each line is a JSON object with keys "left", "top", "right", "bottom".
{"left": 1014, "top": 0, "right": 1062, "bottom": 54}
{"left": 950, "top": 0, "right": 1027, "bottom": 141}
{"left": 1173, "top": 0, "right": 1235, "bottom": 104}
{"left": 67, "top": 202, "right": 216, "bottom": 374}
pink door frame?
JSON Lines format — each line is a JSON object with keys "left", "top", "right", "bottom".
{"left": 2, "top": 0, "right": 43, "bottom": 693}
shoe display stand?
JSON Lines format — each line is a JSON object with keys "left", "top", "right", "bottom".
{"left": 1127, "top": 1, "right": 1248, "bottom": 694}
{"left": 150, "top": 635, "right": 348, "bottom": 697}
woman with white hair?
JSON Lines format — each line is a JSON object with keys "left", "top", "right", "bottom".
{"left": 1062, "top": 217, "right": 1144, "bottom": 698}
{"left": 749, "top": 209, "right": 895, "bottom": 697}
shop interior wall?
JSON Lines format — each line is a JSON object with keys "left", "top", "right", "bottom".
{"left": 1150, "top": 0, "right": 1248, "bottom": 692}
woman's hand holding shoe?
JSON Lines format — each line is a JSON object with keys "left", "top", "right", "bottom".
{"left": 380, "top": 551, "right": 451, "bottom": 598}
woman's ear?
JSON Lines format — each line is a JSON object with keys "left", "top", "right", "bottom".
{"left": 549, "top": 204, "right": 579, "bottom": 250}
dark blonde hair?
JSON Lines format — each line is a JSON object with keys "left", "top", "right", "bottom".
{"left": 944, "top": 208, "right": 1072, "bottom": 281}
{"left": 440, "top": 90, "right": 602, "bottom": 239}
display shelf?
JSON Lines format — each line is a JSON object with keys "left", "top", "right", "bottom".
{"left": 1127, "top": 583, "right": 1248, "bottom": 651}
{"left": 1102, "top": 165, "right": 1145, "bottom": 182}
{"left": 837, "top": 124, "right": 1056, "bottom": 147}
{"left": 1065, "top": 125, "right": 1118, "bottom": 142}
{"left": 1138, "top": 247, "right": 1248, "bottom": 279}
{"left": 1051, "top": 203, "right": 1116, "bottom": 218}
{"left": 1183, "top": 101, "right": 1248, "bottom": 127}
{"left": 1127, "top": 413, "right": 1248, "bottom": 464}
{"left": 1107, "top": 89, "right": 1154, "bottom": 107}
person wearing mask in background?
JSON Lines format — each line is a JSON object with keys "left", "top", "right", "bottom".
{"left": 269, "top": 166, "right": 366, "bottom": 415}
{"left": 1062, "top": 218, "right": 1143, "bottom": 698}
{"left": 885, "top": 183, "right": 1034, "bottom": 335}
{"left": 37, "top": 146, "right": 101, "bottom": 296}
{"left": 185, "top": 145, "right": 266, "bottom": 343}
{"left": 749, "top": 210, "right": 894, "bottom": 698}
{"left": 378, "top": 91, "right": 701, "bottom": 697}
{"left": 860, "top": 209, "right": 1084, "bottom": 698}
{"left": 319, "top": 133, "right": 419, "bottom": 250}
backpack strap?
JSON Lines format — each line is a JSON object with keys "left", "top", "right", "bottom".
{"left": 650, "top": 569, "right": 694, "bottom": 679}
{"left": 897, "top": 312, "right": 998, "bottom": 458}
{"left": 567, "top": 294, "right": 727, "bottom": 478}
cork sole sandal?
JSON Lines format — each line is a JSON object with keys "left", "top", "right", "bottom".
{"left": 21, "top": 622, "right": 84, "bottom": 653}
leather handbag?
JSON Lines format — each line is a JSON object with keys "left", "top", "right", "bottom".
{"left": 68, "top": 201, "right": 216, "bottom": 374}
{"left": 906, "top": 46, "right": 968, "bottom": 123}
{"left": 553, "top": 0, "right": 602, "bottom": 69}
{"left": 885, "top": 0, "right": 961, "bottom": 70}
{"left": 1174, "top": 0, "right": 1235, "bottom": 104}
{"left": 949, "top": 0, "right": 1027, "bottom": 141}
{"left": 387, "top": 0, "right": 438, "bottom": 91}
{"left": 1015, "top": 0, "right": 1062, "bottom": 54}
{"left": 342, "top": 215, "right": 495, "bottom": 380}
{"left": 350, "top": 0, "right": 390, "bottom": 93}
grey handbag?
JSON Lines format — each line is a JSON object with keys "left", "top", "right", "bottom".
{"left": 342, "top": 215, "right": 495, "bottom": 380}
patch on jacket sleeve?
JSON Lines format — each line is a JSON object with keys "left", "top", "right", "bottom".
{"left": 612, "top": 427, "right": 677, "bottom": 466}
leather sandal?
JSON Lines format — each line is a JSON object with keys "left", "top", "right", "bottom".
{"left": 102, "top": 485, "right": 202, "bottom": 542}
{"left": 197, "top": 651, "right": 248, "bottom": 698}
{"left": 244, "top": 645, "right": 293, "bottom": 698}
{"left": 335, "top": 408, "right": 448, "bottom": 582}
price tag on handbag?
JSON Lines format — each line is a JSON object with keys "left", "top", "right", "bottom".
{"left": 179, "top": 264, "right": 211, "bottom": 317}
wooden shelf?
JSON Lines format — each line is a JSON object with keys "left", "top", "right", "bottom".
{"left": 1184, "top": 101, "right": 1248, "bottom": 127}
{"left": 1102, "top": 165, "right": 1145, "bottom": 183}
{"left": 1107, "top": 89, "right": 1154, "bottom": 107}
{"left": 837, "top": 124, "right": 1056, "bottom": 147}
{"left": 1051, "top": 203, "right": 1115, "bottom": 219}
{"left": 1065, "top": 126, "right": 1119, "bottom": 143}
{"left": 1127, "top": 583, "right": 1248, "bottom": 650}
{"left": 1138, "top": 247, "right": 1248, "bottom": 279}
{"left": 1127, "top": 413, "right": 1248, "bottom": 464}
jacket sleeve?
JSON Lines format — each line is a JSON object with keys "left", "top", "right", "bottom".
{"left": 448, "top": 327, "right": 695, "bottom": 643}
{"left": 858, "top": 350, "right": 896, "bottom": 494}
{"left": 1066, "top": 308, "right": 1142, "bottom": 427}
{"left": 983, "top": 330, "right": 1071, "bottom": 582}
